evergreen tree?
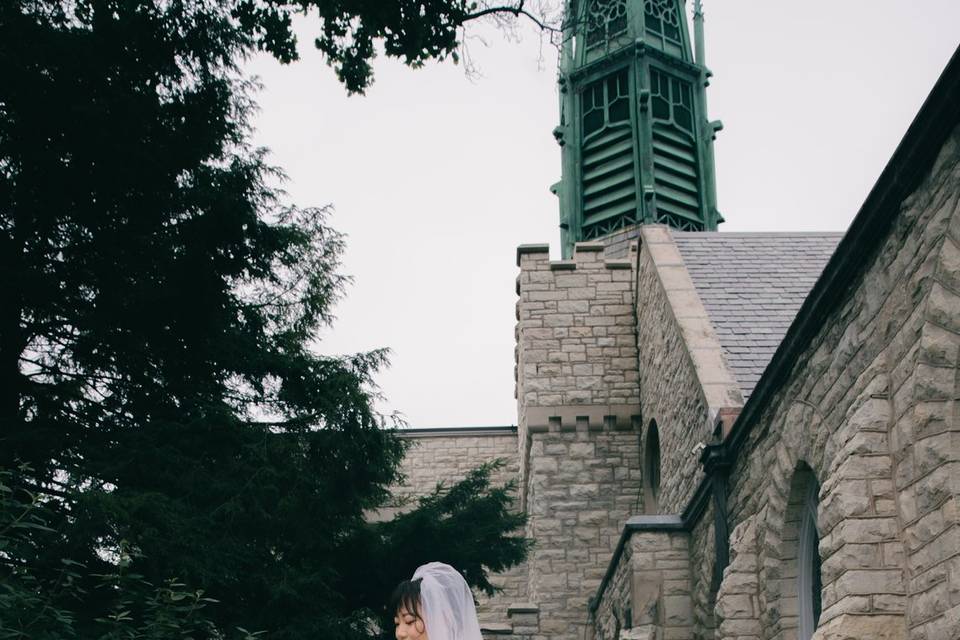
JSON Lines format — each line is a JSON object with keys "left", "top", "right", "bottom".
{"left": 0, "top": 1, "right": 535, "bottom": 637}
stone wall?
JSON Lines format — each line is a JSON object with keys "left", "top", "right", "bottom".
{"left": 592, "top": 522, "right": 695, "bottom": 640}
{"left": 600, "top": 226, "right": 643, "bottom": 260}
{"left": 511, "top": 122, "right": 959, "bottom": 640}
{"left": 525, "top": 426, "right": 642, "bottom": 639}
{"left": 716, "top": 126, "right": 960, "bottom": 640}
{"left": 387, "top": 428, "right": 520, "bottom": 517}
{"left": 515, "top": 241, "right": 640, "bottom": 432}
{"left": 634, "top": 226, "right": 743, "bottom": 515}
{"left": 385, "top": 428, "right": 527, "bottom": 625}
{"left": 515, "top": 241, "right": 645, "bottom": 640}
{"left": 592, "top": 534, "right": 633, "bottom": 640}
{"left": 688, "top": 507, "right": 717, "bottom": 639}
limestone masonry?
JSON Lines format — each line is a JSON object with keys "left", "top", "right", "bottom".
{"left": 395, "top": 26, "right": 960, "bottom": 640}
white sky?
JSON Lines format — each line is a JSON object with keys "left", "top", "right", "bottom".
{"left": 246, "top": 1, "right": 960, "bottom": 428}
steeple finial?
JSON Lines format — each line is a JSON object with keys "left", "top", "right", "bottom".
{"left": 693, "top": 0, "right": 706, "bottom": 67}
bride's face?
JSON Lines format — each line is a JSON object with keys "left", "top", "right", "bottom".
{"left": 394, "top": 606, "right": 428, "bottom": 640}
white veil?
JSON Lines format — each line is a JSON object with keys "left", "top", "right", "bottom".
{"left": 411, "top": 562, "right": 483, "bottom": 640}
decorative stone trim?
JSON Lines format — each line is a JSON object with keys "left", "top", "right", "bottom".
{"left": 398, "top": 426, "right": 518, "bottom": 438}
{"left": 507, "top": 603, "right": 540, "bottom": 637}
{"left": 639, "top": 225, "right": 743, "bottom": 414}
{"left": 524, "top": 405, "right": 641, "bottom": 435}
{"left": 507, "top": 603, "right": 539, "bottom": 615}
{"left": 515, "top": 243, "right": 549, "bottom": 266}
{"left": 574, "top": 241, "right": 606, "bottom": 253}
{"left": 479, "top": 623, "right": 513, "bottom": 635}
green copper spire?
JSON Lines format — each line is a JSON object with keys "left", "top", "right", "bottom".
{"left": 553, "top": 0, "right": 723, "bottom": 257}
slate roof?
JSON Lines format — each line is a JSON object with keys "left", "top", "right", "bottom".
{"left": 672, "top": 231, "right": 844, "bottom": 400}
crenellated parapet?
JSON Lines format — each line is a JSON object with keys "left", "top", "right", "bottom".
{"left": 513, "top": 240, "right": 644, "bottom": 640}
{"left": 515, "top": 241, "right": 641, "bottom": 441}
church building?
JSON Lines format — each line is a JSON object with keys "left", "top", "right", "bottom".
{"left": 394, "top": 2, "right": 960, "bottom": 639}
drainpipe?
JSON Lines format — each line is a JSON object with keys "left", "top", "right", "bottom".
{"left": 700, "top": 436, "right": 731, "bottom": 594}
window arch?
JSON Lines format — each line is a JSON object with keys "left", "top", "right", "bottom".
{"left": 643, "top": 421, "right": 661, "bottom": 513}
{"left": 781, "top": 465, "right": 822, "bottom": 640}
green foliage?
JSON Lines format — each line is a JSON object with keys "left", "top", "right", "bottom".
{"left": 0, "top": 1, "right": 531, "bottom": 639}
{"left": 339, "top": 460, "right": 530, "bottom": 635}
{"left": 379, "top": 460, "right": 529, "bottom": 596}
{"left": 0, "top": 468, "right": 262, "bottom": 640}
{"left": 0, "top": 469, "right": 77, "bottom": 639}
{"left": 230, "top": 1, "right": 548, "bottom": 93}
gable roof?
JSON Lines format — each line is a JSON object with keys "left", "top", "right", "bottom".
{"left": 723, "top": 45, "right": 960, "bottom": 456}
{"left": 673, "top": 232, "right": 843, "bottom": 400}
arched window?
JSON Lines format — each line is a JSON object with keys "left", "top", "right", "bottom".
{"left": 643, "top": 421, "right": 661, "bottom": 513}
{"left": 782, "top": 465, "right": 822, "bottom": 640}
{"left": 798, "top": 480, "right": 822, "bottom": 639}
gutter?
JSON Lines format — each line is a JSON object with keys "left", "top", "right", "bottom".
{"left": 397, "top": 425, "right": 518, "bottom": 438}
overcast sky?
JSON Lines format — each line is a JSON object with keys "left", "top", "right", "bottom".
{"left": 246, "top": 1, "right": 960, "bottom": 428}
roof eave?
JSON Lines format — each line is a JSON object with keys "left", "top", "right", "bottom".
{"left": 726, "top": 44, "right": 960, "bottom": 457}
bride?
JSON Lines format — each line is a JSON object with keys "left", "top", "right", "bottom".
{"left": 390, "top": 563, "right": 483, "bottom": 640}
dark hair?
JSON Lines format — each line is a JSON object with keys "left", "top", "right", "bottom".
{"left": 389, "top": 578, "right": 423, "bottom": 618}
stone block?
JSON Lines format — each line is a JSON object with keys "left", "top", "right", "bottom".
{"left": 555, "top": 274, "right": 588, "bottom": 288}
{"left": 821, "top": 543, "right": 881, "bottom": 585}
{"left": 528, "top": 290, "right": 568, "bottom": 302}
{"left": 914, "top": 362, "right": 956, "bottom": 401}
{"left": 597, "top": 281, "right": 631, "bottom": 293}
{"left": 927, "top": 283, "right": 960, "bottom": 335}
{"left": 815, "top": 613, "right": 909, "bottom": 640}
{"left": 577, "top": 510, "right": 609, "bottom": 526}
{"left": 903, "top": 507, "right": 949, "bottom": 554}
{"left": 819, "top": 479, "right": 871, "bottom": 529}
{"left": 567, "top": 287, "right": 597, "bottom": 299}
{"left": 834, "top": 453, "right": 893, "bottom": 480}
{"left": 568, "top": 442, "right": 595, "bottom": 458}
{"left": 908, "top": 526, "right": 960, "bottom": 575}
{"left": 913, "top": 464, "right": 959, "bottom": 515}
{"left": 909, "top": 580, "right": 951, "bottom": 626}
{"left": 918, "top": 323, "right": 960, "bottom": 366}
{"left": 662, "top": 594, "right": 693, "bottom": 626}
{"left": 874, "top": 594, "right": 907, "bottom": 613}
{"left": 544, "top": 314, "right": 574, "bottom": 328}
{"left": 718, "top": 617, "right": 762, "bottom": 637}
{"left": 821, "top": 518, "right": 899, "bottom": 557}
{"left": 558, "top": 300, "right": 590, "bottom": 314}
{"left": 833, "top": 570, "right": 906, "bottom": 597}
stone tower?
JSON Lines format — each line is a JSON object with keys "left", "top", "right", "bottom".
{"left": 554, "top": 0, "right": 722, "bottom": 257}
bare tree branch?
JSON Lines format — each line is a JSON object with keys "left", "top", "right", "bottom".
{"left": 464, "top": 1, "right": 563, "bottom": 34}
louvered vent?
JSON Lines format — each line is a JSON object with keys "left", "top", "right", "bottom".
{"left": 581, "top": 69, "right": 638, "bottom": 239}
{"left": 650, "top": 68, "right": 704, "bottom": 230}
